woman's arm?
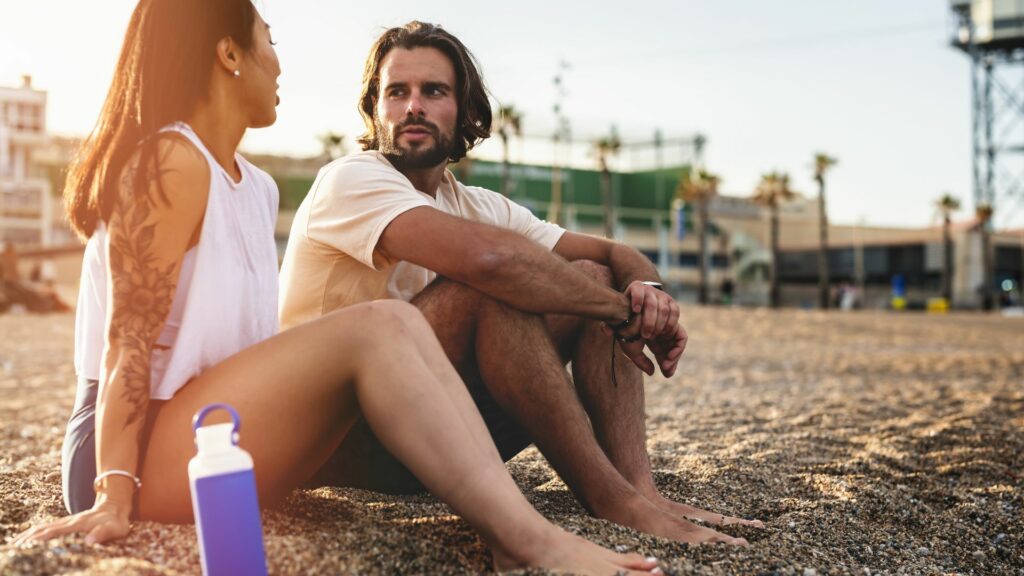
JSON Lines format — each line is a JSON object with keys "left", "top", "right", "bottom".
{"left": 14, "top": 134, "right": 209, "bottom": 544}
{"left": 93, "top": 135, "right": 209, "bottom": 515}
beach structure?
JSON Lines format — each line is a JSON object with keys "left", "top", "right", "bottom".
{"left": 950, "top": 0, "right": 1024, "bottom": 218}
{"left": 0, "top": 76, "right": 52, "bottom": 248}
{"left": 950, "top": 0, "right": 1024, "bottom": 307}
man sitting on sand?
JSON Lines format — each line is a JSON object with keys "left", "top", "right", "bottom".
{"left": 279, "top": 21, "right": 762, "bottom": 545}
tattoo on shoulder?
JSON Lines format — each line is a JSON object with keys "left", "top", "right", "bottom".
{"left": 108, "top": 156, "right": 180, "bottom": 430}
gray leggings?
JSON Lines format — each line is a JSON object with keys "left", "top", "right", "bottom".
{"left": 61, "top": 377, "right": 157, "bottom": 516}
{"left": 61, "top": 377, "right": 99, "bottom": 514}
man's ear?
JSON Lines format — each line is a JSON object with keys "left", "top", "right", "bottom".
{"left": 215, "top": 36, "right": 242, "bottom": 76}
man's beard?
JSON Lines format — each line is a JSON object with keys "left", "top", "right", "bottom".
{"left": 377, "top": 117, "right": 455, "bottom": 171}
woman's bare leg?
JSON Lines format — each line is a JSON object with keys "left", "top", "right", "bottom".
{"left": 136, "top": 301, "right": 658, "bottom": 574}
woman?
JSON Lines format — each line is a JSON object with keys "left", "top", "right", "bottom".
{"left": 12, "top": 1, "right": 661, "bottom": 573}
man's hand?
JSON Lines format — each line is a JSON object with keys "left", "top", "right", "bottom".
{"left": 624, "top": 281, "right": 679, "bottom": 340}
{"left": 646, "top": 321, "right": 687, "bottom": 377}
{"left": 603, "top": 281, "right": 687, "bottom": 378}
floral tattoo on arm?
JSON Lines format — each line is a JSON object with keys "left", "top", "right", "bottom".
{"left": 107, "top": 158, "right": 179, "bottom": 431}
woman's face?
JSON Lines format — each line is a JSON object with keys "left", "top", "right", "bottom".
{"left": 238, "top": 14, "right": 281, "bottom": 128}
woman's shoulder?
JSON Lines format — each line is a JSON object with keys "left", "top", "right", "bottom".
{"left": 116, "top": 132, "right": 211, "bottom": 223}
{"left": 123, "top": 132, "right": 210, "bottom": 193}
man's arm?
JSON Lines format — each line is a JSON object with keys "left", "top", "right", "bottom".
{"left": 554, "top": 231, "right": 687, "bottom": 377}
{"left": 553, "top": 231, "right": 679, "bottom": 337}
{"left": 552, "top": 231, "right": 660, "bottom": 290}
{"left": 377, "top": 206, "right": 631, "bottom": 325}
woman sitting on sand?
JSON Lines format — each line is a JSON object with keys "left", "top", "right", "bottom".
{"left": 13, "top": 1, "right": 661, "bottom": 573}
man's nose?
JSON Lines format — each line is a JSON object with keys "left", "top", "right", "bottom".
{"left": 405, "top": 93, "right": 425, "bottom": 117}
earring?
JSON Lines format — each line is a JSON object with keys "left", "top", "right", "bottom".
{"left": 233, "top": 70, "right": 241, "bottom": 78}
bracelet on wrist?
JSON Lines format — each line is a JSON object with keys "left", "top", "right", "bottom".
{"left": 93, "top": 470, "right": 142, "bottom": 493}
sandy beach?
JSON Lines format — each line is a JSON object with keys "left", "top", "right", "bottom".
{"left": 1, "top": 306, "right": 1021, "bottom": 575}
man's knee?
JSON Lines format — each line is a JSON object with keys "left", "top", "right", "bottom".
{"left": 542, "top": 262, "right": 614, "bottom": 357}
{"left": 571, "top": 260, "right": 614, "bottom": 288}
{"left": 412, "top": 277, "right": 490, "bottom": 317}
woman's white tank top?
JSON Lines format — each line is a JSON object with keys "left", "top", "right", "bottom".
{"left": 74, "top": 122, "right": 280, "bottom": 399}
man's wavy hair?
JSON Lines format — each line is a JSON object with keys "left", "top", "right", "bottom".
{"left": 357, "top": 21, "right": 491, "bottom": 163}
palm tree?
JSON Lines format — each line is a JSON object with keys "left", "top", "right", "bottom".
{"left": 494, "top": 105, "right": 522, "bottom": 197}
{"left": 318, "top": 131, "right": 347, "bottom": 161}
{"left": 593, "top": 130, "right": 621, "bottom": 238}
{"left": 976, "top": 203, "right": 995, "bottom": 310}
{"left": 813, "top": 153, "right": 838, "bottom": 310}
{"left": 935, "top": 194, "right": 961, "bottom": 302}
{"left": 752, "top": 171, "right": 797, "bottom": 308}
{"left": 678, "top": 169, "right": 720, "bottom": 305}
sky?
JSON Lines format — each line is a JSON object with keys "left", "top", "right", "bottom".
{"left": 2, "top": 0, "right": 1017, "bottom": 229}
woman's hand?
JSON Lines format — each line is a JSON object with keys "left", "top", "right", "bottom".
{"left": 11, "top": 496, "right": 132, "bottom": 546}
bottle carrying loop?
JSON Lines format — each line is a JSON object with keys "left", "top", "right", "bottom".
{"left": 192, "top": 403, "right": 242, "bottom": 445}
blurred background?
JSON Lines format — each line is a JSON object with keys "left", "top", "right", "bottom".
{"left": 2, "top": 0, "right": 1023, "bottom": 311}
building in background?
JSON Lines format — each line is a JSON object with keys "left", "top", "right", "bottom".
{"left": 0, "top": 75, "right": 54, "bottom": 248}
{"left": 776, "top": 220, "right": 1023, "bottom": 309}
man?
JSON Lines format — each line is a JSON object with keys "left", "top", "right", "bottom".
{"left": 280, "top": 21, "right": 761, "bottom": 545}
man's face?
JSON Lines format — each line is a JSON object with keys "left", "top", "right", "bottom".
{"left": 374, "top": 46, "right": 458, "bottom": 171}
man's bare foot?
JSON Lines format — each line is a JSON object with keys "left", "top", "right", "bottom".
{"left": 643, "top": 490, "right": 765, "bottom": 529}
{"left": 491, "top": 528, "right": 661, "bottom": 575}
{"left": 595, "top": 494, "right": 749, "bottom": 546}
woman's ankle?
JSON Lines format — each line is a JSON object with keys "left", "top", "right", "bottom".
{"left": 488, "top": 522, "right": 566, "bottom": 569}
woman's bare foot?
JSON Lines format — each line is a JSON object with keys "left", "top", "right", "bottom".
{"left": 491, "top": 528, "right": 661, "bottom": 575}
{"left": 644, "top": 491, "right": 765, "bottom": 529}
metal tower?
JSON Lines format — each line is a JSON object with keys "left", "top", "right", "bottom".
{"left": 951, "top": 1, "right": 1024, "bottom": 225}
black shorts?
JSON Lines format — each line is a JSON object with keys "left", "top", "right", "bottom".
{"left": 306, "top": 373, "right": 532, "bottom": 494}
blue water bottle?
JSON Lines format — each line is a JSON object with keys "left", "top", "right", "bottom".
{"left": 188, "top": 403, "right": 268, "bottom": 576}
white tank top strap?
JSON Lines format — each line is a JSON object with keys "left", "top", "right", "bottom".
{"left": 157, "top": 122, "right": 219, "bottom": 167}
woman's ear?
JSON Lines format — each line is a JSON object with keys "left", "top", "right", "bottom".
{"left": 215, "top": 37, "right": 242, "bottom": 77}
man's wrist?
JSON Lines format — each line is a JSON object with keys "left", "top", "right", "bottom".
{"left": 618, "top": 277, "right": 663, "bottom": 291}
{"left": 600, "top": 290, "right": 631, "bottom": 325}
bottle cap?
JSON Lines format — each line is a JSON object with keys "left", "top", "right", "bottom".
{"left": 192, "top": 403, "right": 242, "bottom": 453}
{"left": 195, "top": 422, "right": 238, "bottom": 454}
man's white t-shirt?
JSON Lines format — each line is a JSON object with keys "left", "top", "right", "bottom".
{"left": 278, "top": 151, "right": 565, "bottom": 330}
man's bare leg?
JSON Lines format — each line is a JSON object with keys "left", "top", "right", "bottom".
{"left": 413, "top": 278, "right": 746, "bottom": 545}
{"left": 553, "top": 261, "right": 764, "bottom": 529}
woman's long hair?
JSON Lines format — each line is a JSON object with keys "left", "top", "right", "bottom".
{"left": 64, "top": 0, "right": 257, "bottom": 239}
